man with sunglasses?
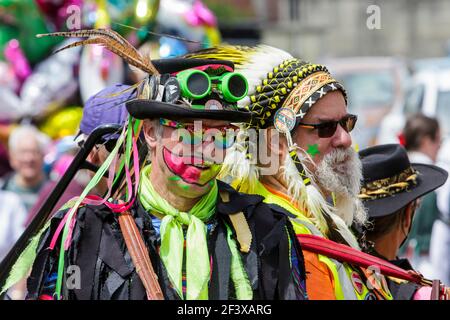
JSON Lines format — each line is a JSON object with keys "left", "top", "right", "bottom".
{"left": 193, "top": 46, "right": 391, "bottom": 299}
{"left": 7, "top": 55, "right": 307, "bottom": 300}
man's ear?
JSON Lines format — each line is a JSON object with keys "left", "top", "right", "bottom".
{"left": 403, "top": 201, "right": 415, "bottom": 230}
{"left": 142, "top": 119, "right": 159, "bottom": 150}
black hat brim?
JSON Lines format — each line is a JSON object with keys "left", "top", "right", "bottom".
{"left": 363, "top": 163, "right": 448, "bottom": 218}
{"left": 126, "top": 99, "right": 252, "bottom": 122}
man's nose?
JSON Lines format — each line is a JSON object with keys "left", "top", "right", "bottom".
{"left": 331, "top": 124, "right": 352, "bottom": 149}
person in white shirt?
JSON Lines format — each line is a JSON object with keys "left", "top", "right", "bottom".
{"left": 400, "top": 114, "right": 443, "bottom": 279}
{"left": 0, "top": 190, "right": 27, "bottom": 261}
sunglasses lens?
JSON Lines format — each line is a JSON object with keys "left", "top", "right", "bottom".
{"left": 105, "top": 139, "right": 117, "bottom": 153}
{"left": 318, "top": 122, "right": 338, "bottom": 138}
{"left": 348, "top": 115, "right": 357, "bottom": 132}
{"left": 340, "top": 115, "right": 357, "bottom": 133}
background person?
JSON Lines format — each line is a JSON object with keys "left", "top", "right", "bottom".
{"left": 399, "top": 114, "right": 442, "bottom": 276}
{"left": 359, "top": 144, "right": 448, "bottom": 299}
{"left": 1, "top": 125, "right": 50, "bottom": 212}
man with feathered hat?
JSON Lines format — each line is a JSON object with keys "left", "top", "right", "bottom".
{"left": 186, "top": 46, "right": 393, "bottom": 300}
{"left": 0, "top": 30, "right": 307, "bottom": 300}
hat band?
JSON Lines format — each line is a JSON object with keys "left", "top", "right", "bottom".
{"left": 283, "top": 71, "right": 337, "bottom": 116}
{"left": 358, "top": 167, "right": 419, "bottom": 200}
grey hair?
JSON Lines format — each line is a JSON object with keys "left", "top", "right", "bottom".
{"left": 153, "top": 119, "right": 164, "bottom": 140}
{"left": 142, "top": 119, "right": 164, "bottom": 162}
{"left": 8, "top": 125, "right": 51, "bottom": 154}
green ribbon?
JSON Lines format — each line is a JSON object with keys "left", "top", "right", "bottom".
{"left": 54, "top": 117, "right": 132, "bottom": 299}
{"left": 225, "top": 223, "right": 253, "bottom": 300}
{"left": 139, "top": 165, "right": 217, "bottom": 300}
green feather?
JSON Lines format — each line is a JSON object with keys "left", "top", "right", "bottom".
{"left": 1, "top": 220, "right": 52, "bottom": 294}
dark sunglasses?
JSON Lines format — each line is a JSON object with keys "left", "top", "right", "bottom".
{"left": 296, "top": 114, "right": 357, "bottom": 138}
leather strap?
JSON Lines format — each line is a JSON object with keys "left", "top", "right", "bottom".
{"left": 219, "top": 191, "right": 252, "bottom": 253}
{"left": 118, "top": 211, "right": 164, "bottom": 300}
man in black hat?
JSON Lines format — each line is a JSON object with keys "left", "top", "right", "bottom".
{"left": 1, "top": 46, "right": 307, "bottom": 299}
{"left": 358, "top": 144, "right": 448, "bottom": 299}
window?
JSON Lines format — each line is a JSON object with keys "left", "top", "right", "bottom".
{"left": 339, "top": 71, "right": 395, "bottom": 114}
{"left": 403, "top": 84, "right": 425, "bottom": 115}
{"left": 436, "top": 90, "right": 450, "bottom": 136}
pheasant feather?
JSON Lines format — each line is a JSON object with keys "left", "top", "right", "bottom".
{"left": 37, "top": 29, "right": 159, "bottom": 75}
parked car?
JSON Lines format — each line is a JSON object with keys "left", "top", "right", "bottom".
{"left": 322, "top": 57, "right": 409, "bottom": 149}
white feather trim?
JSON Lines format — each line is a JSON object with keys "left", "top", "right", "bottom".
{"left": 235, "top": 45, "right": 293, "bottom": 108}
{"left": 218, "top": 128, "right": 259, "bottom": 193}
{"left": 327, "top": 213, "right": 361, "bottom": 249}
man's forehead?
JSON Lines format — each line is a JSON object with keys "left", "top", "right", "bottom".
{"left": 301, "top": 91, "right": 348, "bottom": 121}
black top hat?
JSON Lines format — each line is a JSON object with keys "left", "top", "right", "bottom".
{"left": 126, "top": 58, "right": 252, "bottom": 123}
{"left": 359, "top": 144, "right": 448, "bottom": 218}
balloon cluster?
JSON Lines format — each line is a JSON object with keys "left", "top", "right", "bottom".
{"left": 0, "top": 0, "right": 221, "bottom": 175}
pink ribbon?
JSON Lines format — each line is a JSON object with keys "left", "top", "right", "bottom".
{"left": 49, "top": 130, "right": 141, "bottom": 250}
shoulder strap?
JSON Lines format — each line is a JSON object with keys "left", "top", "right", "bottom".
{"left": 118, "top": 211, "right": 164, "bottom": 300}
{"left": 297, "top": 234, "right": 426, "bottom": 285}
{"left": 219, "top": 191, "right": 252, "bottom": 253}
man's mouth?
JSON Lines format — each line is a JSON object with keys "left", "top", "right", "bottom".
{"left": 163, "top": 147, "right": 215, "bottom": 185}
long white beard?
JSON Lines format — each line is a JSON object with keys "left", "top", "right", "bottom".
{"left": 281, "top": 152, "right": 333, "bottom": 235}
{"left": 281, "top": 151, "right": 361, "bottom": 248}
{"left": 315, "top": 147, "right": 368, "bottom": 227}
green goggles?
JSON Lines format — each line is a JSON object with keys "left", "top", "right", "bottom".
{"left": 176, "top": 69, "right": 249, "bottom": 103}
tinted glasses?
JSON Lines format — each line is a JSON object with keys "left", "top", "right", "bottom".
{"left": 159, "top": 118, "right": 237, "bottom": 149}
{"left": 296, "top": 114, "right": 357, "bottom": 138}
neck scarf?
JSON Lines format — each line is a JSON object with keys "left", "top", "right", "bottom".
{"left": 139, "top": 165, "right": 217, "bottom": 300}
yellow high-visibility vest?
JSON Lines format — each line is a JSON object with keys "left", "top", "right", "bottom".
{"left": 253, "top": 181, "right": 393, "bottom": 300}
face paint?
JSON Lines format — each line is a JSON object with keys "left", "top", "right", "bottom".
{"left": 163, "top": 147, "right": 221, "bottom": 186}
{"left": 306, "top": 143, "right": 320, "bottom": 157}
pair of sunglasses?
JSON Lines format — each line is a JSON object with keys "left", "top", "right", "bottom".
{"left": 296, "top": 114, "right": 357, "bottom": 138}
{"left": 159, "top": 118, "right": 237, "bottom": 149}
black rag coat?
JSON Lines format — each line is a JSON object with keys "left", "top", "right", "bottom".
{"left": 26, "top": 181, "right": 307, "bottom": 300}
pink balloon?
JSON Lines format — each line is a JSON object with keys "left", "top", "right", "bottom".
{"left": 185, "top": 0, "right": 217, "bottom": 27}
{"left": 4, "top": 39, "right": 32, "bottom": 88}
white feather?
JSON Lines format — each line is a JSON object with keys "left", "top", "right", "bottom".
{"left": 235, "top": 45, "right": 293, "bottom": 109}
{"left": 219, "top": 128, "right": 259, "bottom": 193}
{"left": 327, "top": 213, "right": 361, "bottom": 249}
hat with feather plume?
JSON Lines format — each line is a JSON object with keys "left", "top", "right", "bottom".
{"left": 186, "top": 46, "right": 360, "bottom": 248}
{"left": 37, "top": 29, "right": 252, "bottom": 123}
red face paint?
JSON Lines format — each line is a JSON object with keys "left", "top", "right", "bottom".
{"left": 163, "top": 147, "right": 220, "bottom": 186}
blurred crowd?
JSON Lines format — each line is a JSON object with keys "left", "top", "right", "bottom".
{"left": 1, "top": 0, "right": 450, "bottom": 299}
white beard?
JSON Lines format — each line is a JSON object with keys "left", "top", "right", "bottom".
{"left": 315, "top": 147, "right": 368, "bottom": 227}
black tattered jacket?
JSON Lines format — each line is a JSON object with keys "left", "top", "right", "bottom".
{"left": 27, "top": 181, "right": 307, "bottom": 300}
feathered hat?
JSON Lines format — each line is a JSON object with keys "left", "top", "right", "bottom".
{"left": 37, "top": 29, "right": 252, "bottom": 123}
{"left": 186, "top": 46, "right": 357, "bottom": 244}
